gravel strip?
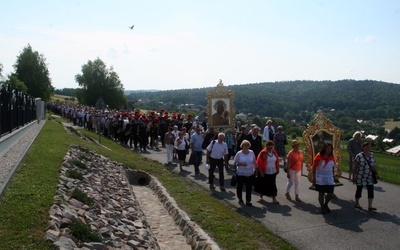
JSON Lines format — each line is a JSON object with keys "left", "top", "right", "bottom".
{"left": 0, "top": 121, "right": 46, "bottom": 196}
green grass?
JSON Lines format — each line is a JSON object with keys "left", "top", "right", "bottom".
{"left": 384, "top": 120, "right": 400, "bottom": 131}
{"left": 0, "top": 118, "right": 293, "bottom": 249}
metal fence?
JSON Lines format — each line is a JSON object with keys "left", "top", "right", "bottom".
{"left": 0, "top": 84, "right": 37, "bottom": 137}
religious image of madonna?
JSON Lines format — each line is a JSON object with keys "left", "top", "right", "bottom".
{"left": 211, "top": 98, "right": 230, "bottom": 126}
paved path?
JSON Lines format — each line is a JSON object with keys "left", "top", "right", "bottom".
{"left": 0, "top": 120, "right": 46, "bottom": 197}
{"left": 141, "top": 146, "right": 400, "bottom": 250}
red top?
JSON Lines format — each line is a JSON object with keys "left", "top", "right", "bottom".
{"left": 312, "top": 153, "right": 335, "bottom": 170}
{"left": 287, "top": 149, "right": 304, "bottom": 171}
{"left": 256, "top": 148, "right": 280, "bottom": 173}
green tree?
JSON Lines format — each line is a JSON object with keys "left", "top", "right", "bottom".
{"left": 2, "top": 74, "right": 28, "bottom": 93}
{"left": 75, "top": 58, "right": 127, "bottom": 109}
{"left": 388, "top": 127, "right": 400, "bottom": 140}
{"left": 14, "top": 44, "right": 54, "bottom": 100}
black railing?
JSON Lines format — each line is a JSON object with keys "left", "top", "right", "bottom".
{"left": 0, "top": 84, "right": 37, "bottom": 137}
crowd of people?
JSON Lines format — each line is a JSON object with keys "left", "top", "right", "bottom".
{"left": 47, "top": 102, "right": 379, "bottom": 214}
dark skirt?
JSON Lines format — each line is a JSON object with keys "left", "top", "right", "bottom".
{"left": 315, "top": 184, "right": 334, "bottom": 194}
{"left": 254, "top": 173, "right": 277, "bottom": 197}
{"left": 177, "top": 149, "right": 186, "bottom": 161}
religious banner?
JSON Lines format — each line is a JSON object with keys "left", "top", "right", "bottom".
{"left": 302, "top": 110, "right": 343, "bottom": 187}
{"left": 206, "top": 80, "right": 236, "bottom": 131}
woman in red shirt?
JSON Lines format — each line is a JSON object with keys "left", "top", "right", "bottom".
{"left": 285, "top": 140, "right": 304, "bottom": 202}
{"left": 255, "top": 140, "right": 280, "bottom": 204}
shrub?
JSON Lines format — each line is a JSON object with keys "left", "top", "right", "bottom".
{"left": 70, "top": 159, "right": 88, "bottom": 169}
{"left": 65, "top": 169, "right": 83, "bottom": 180}
{"left": 69, "top": 221, "right": 103, "bottom": 243}
{"left": 71, "top": 189, "right": 94, "bottom": 206}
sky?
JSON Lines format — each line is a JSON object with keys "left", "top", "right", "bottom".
{"left": 1, "top": 0, "right": 400, "bottom": 91}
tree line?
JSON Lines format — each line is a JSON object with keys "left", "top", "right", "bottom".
{"left": 127, "top": 80, "right": 400, "bottom": 144}
{"left": 1, "top": 44, "right": 127, "bottom": 108}
{"left": 127, "top": 80, "right": 400, "bottom": 122}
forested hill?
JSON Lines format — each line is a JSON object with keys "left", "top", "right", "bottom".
{"left": 127, "top": 80, "right": 400, "bottom": 120}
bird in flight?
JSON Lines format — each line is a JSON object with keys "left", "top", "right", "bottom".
{"left": 129, "top": 25, "right": 135, "bottom": 29}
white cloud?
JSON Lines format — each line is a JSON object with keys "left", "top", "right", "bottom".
{"left": 354, "top": 35, "right": 376, "bottom": 44}
{"left": 365, "top": 35, "right": 376, "bottom": 43}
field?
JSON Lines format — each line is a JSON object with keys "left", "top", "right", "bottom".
{"left": 51, "top": 94, "right": 76, "bottom": 102}
{"left": 384, "top": 120, "right": 400, "bottom": 131}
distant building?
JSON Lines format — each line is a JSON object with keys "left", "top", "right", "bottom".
{"left": 121, "top": 102, "right": 135, "bottom": 112}
{"left": 365, "top": 134, "right": 379, "bottom": 141}
{"left": 386, "top": 145, "right": 400, "bottom": 155}
{"left": 235, "top": 113, "right": 247, "bottom": 121}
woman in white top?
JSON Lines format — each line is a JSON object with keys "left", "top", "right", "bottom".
{"left": 254, "top": 140, "right": 280, "bottom": 204}
{"left": 175, "top": 132, "right": 188, "bottom": 171}
{"left": 233, "top": 140, "right": 257, "bottom": 206}
{"left": 312, "top": 142, "right": 335, "bottom": 214}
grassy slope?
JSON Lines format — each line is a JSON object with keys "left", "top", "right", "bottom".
{"left": 0, "top": 118, "right": 293, "bottom": 250}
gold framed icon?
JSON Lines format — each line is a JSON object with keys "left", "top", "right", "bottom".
{"left": 206, "top": 80, "right": 236, "bottom": 130}
{"left": 302, "top": 110, "right": 343, "bottom": 186}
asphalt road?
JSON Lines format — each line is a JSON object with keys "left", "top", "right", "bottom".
{"left": 142, "top": 147, "right": 400, "bottom": 250}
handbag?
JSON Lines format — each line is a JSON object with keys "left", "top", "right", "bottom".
{"left": 230, "top": 170, "right": 238, "bottom": 187}
{"left": 371, "top": 169, "right": 378, "bottom": 184}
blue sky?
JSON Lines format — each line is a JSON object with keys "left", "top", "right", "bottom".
{"left": 1, "top": 0, "right": 399, "bottom": 90}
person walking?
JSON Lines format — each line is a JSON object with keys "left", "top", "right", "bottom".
{"left": 190, "top": 126, "right": 204, "bottom": 175}
{"left": 164, "top": 126, "right": 176, "bottom": 165}
{"left": 273, "top": 126, "right": 288, "bottom": 167}
{"left": 244, "top": 126, "right": 263, "bottom": 158}
{"left": 202, "top": 127, "right": 217, "bottom": 150}
{"left": 175, "top": 132, "right": 188, "bottom": 171}
{"left": 312, "top": 142, "right": 335, "bottom": 214}
{"left": 347, "top": 131, "right": 362, "bottom": 180}
{"left": 254, "top": 140, "right": 280, "bottom": 204}
{"left": 172, "top": 125, "right": 180, "bottom": 159}
{"left": 235, "top": 125, "right": 247, "bottom": 153}
{"left": 224, "top": 128, "right": 236, "bottom": 170}
{"left": 262, "top": 120, "right": 275, "bottom": 141}
{"left": 353, "top": 141, "right": 379, "bottom": 211}
{"left": 233, "top": 140, "right": 257, "bottom": 206}
{"left": 206, "top": 132, "right": 228, "bottom": 191}
{"left": 285, "top": 140, "right": 304, "bottom": 202}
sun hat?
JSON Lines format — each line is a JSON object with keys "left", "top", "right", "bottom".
{"left": 291, "top": 140, "right": 300, "bottom": 147}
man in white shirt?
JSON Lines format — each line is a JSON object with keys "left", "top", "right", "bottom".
{"left": 190, "top": 126, "right": 205, "bottom": 175}
{"left": 206, "top": 133, "right": 229, "bottom": 191}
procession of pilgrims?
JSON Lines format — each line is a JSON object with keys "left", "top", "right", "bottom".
{"left": 46, "top": 102, "right": 205, "bottom": 152}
